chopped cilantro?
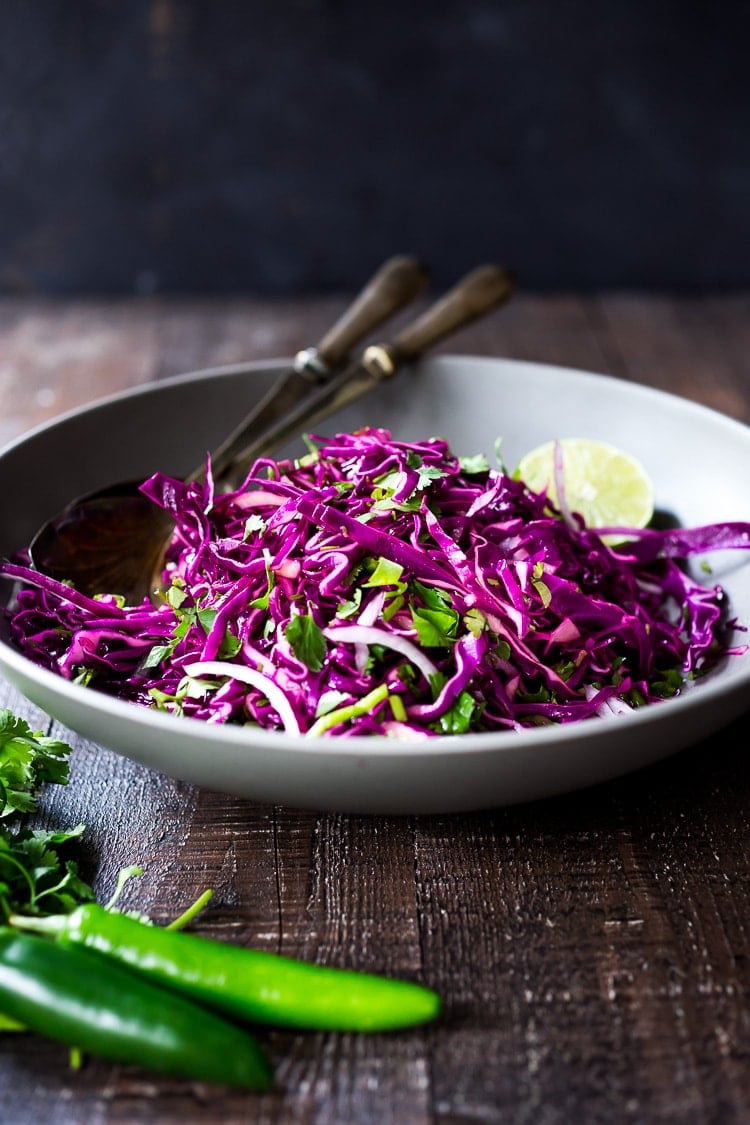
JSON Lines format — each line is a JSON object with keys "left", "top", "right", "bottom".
{"left": 463, "top": 608, "right": 487, "bottom": 637}
{"left": 458, "top": 453, "right": 490, "bottom": 475}
{"left": 243, "top": 514, "right": 267, "bottom": 539}
{"left": 285, "top": 613, "right": 327, "bottom": 672}
{"left": 438, "top": 690, "right": 478, "bottom": 734}
{"left": 411, "top": 605, "right": 460, "bottom": 648}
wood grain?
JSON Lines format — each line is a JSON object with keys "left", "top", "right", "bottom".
{"left": 1, "top": 293, "right": 749, "bottom": 1123}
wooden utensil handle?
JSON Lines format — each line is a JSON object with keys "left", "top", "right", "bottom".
{"left": 312, "top": 255, "right": 429, "bottom": 373}
{"left": 222, "top": 264, "right": 517, "bottom": 480}
{"left": 191, "top": 255, "right": 427, "bottom": 483}
{"left": 375, "top": 264, "right": 515, "bottom": 369}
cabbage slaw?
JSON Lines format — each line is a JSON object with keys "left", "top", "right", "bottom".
{"left": 2, "top": 428, "right": 749, "bottom": 738}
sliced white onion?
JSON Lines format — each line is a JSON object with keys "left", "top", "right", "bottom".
{"left": 184, "top": 660, "right": 300, "bottom": 735}
{"left": 322, "top": 625, "right": 438, "bottom": 682}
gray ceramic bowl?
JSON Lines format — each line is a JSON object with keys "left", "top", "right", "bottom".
{"left": 2, "top": 355, "right": 750, "bottom": 813}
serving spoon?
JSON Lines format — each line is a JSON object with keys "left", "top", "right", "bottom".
{"left": 28, "top": 263, "right": 514, "bottom": 605}
{"left": 26, "top": 255, "right": 427, "bottom": 603}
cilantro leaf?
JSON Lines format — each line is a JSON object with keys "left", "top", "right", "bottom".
{"left": 371, "top": 455, "right": 447, "bottom": 511}
{"left": 459, "top": 453, "right": 490, "bottom": 475}
{"left": 0, "top": 710, "right": 71, "bottom": 819}
{"left": 141, "top": 643, "right": 173, "bottom": 671}
{"left": 410, "top": 460, "right": 447, "bottom": 491}
{"left": 438, "top": 690, "right": 478, "bottom": 734}
{"left": 411, "top": 605, "right": 460, "bottom": 647}
{"left": 285, "top": 614, "right": 327, "bottom": 672}
{"left": 197, "top": 607, "right": 219, "bottom": 634}
{"left": 412, "top": 580, "right": 454, "bottom": 612}
{"left": 0, "top": 711, "right": 98, "bottom": 924}
{"left": 463, "top": 608, "right": 487, "bottom": 637}
{"left": 0, "top": 825, "right": 95, "bottom": 917}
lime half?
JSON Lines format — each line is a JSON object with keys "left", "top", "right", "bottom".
{"left": 515, "top": 438, "right": 655, "bottom": 531}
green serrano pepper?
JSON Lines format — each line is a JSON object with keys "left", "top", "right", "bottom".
{"left": 18, "top": 904, "right": 441, "bottom": 1031}
{"left": 0, "top": 928, "right": 272, "bottom": 1089}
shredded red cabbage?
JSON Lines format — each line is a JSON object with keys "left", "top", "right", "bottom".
{"left": 2, "top": 428, "right": 749, "bottom": 737}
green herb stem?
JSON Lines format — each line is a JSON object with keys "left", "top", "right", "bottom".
{"left": 166, "top": 888, "right": 214, "bottom": 931}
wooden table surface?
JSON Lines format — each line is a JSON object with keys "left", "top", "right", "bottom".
{"left": 1, "top": 292, "right": 749, "bottom": 1123}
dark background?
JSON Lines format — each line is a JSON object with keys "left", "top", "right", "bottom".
{"left": 1, "top": 0, "right": 748, "bottom": 296}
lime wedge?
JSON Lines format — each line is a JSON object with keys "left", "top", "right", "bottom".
{"left": 515, "top": 438, "right": 655, "bottom": 531}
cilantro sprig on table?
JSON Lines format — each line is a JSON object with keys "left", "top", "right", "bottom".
{"left": 0, "top": 710, "right": 71, "bottom": 818}
{"left": 0, "top": 710, "right": 95, "bottom": 921}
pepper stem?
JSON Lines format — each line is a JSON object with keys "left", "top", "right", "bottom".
{"left": 7, "top": 911, "right": 67, "bottom": 936}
